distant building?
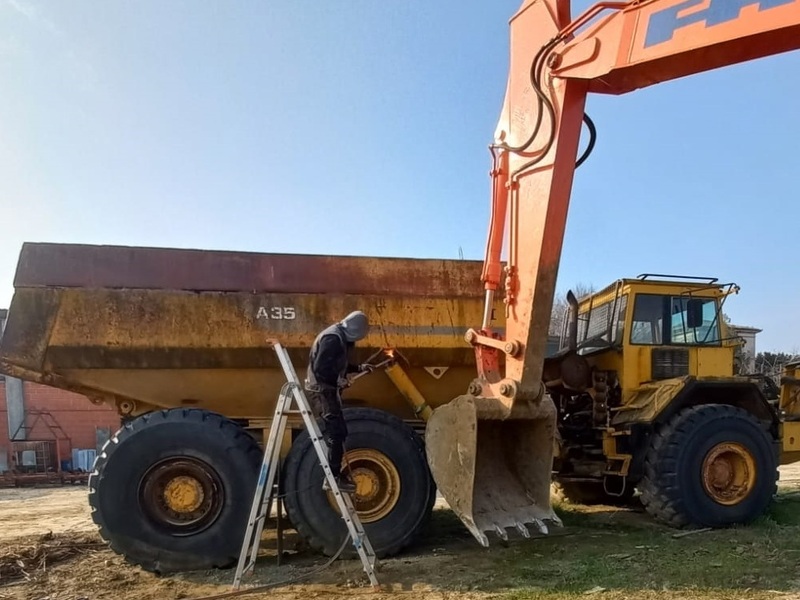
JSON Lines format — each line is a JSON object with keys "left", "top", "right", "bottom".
{"left": 0, "top": 309, "right": 121, "bottom": 474}
{"left": 730, "top": 324, "right": 762, "bottom": 374}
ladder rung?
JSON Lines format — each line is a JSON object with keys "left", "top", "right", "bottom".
{"left": 233, "top": 342, "right": 379, "bottom": 589}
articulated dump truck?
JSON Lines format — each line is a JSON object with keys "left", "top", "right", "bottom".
{"left": 0, "top": 242, "right": 512, "bottom": 574}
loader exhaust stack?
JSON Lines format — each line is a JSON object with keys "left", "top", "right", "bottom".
{"left": 425, "top": 394, "right": 560, "bottom": 545}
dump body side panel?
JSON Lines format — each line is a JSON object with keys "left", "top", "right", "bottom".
{"left": 0, "top": 243, "right": 499, "bottom": 422}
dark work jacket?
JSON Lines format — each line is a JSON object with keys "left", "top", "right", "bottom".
{"left": 305, "top": 324, "right": 359, "bottom": 392}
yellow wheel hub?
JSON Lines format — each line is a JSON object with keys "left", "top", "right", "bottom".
{"left": 163, "top": 475, "right": 205, "bottom": 514}
{"left": 701, "top": 442, "right": 757, "bottom": 506}
{"left": 327, "top": 448, "right": 401, "bottom": 523}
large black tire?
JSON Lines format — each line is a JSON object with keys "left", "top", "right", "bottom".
{"left": 88, "top": 409, "right": 262, "bottom": 574}
{"left": 282, "top": 407, "right": 436, "bottom": 558}
{"left": 640, "top": 404, "right": 778, "bottom": 528}
{"left": 552, "top": 479, "right": 636, "bottom": 506}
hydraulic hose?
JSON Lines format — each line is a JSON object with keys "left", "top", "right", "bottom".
{"left": 576, "top": 113, "right": 597, "bottom": 168}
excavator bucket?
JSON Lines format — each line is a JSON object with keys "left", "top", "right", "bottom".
{"left": 425, "top": 393, "right": 560, "bottom": 545}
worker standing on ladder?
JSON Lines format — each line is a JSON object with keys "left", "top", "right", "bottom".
{"left": 305, "top": 311, "right": 375, "bottom": 494}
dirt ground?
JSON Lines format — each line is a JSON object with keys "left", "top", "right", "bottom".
{"left": 0, "top": 485, "right": 96, "bottom": 542}
{"left": 2, "top": 465, "right": 800, "bottom": 600}
{"left": 0, "top": 485, "right": 492, "bottom": 600}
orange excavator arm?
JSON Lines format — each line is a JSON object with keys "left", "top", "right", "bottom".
{"left": 479, "top": 0, "right": 800, "bottom": 401}
{"left": 426, "top": 0, "right": 800, "bottom": 548}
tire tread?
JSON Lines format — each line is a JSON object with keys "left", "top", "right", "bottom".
{"left": 640, "top": 404, "right": 777, "bottom": 528}
{"left": 282, "top": 407, "right": 435, "bottom": 559}
{"left": 88, "top": 408, "right": 261, "bottom": 573}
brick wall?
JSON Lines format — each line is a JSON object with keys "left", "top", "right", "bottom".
{"left": 0, "top": 379, "right": 122, "bottom": 467}
{"left": 0, "top": 383, "right": 8, "bottom": 469}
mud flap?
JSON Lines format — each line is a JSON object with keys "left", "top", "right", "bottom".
{"left": 424, "top": 394, "right": 561, "bottom": 546}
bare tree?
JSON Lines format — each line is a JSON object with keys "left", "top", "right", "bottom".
{"left": 754, "top": 351, "right": 799, "bottom": 381}
{"left": 549, "top": 283, "right": 596, "bottom": 337}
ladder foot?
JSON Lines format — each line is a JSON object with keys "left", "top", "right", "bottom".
{"left": 233, "top": 342, "right": 380, "bottom": 588}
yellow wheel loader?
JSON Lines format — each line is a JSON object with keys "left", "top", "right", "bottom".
{"left": 545, "top": 275, "right": 799, "bottom": 527}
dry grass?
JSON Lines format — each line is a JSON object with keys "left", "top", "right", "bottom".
{"left": 0, "top": 531, "right": 105, "bottom": 585}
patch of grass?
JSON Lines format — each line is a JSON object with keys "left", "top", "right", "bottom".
{"left": 552, "top": 501, "right": 655, "bottom": 534}
{"left": 485, "top": 493, "right": 800, "bottom": 599}
{"left": 418, "top": 508, "right": 475, "bottom": 547}
{"left": 764, "top": 495, "right": 800, "bottom": 526}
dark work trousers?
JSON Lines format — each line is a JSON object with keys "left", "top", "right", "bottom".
{"left": 309, "top": 388, "right": 348, "bottom": 478}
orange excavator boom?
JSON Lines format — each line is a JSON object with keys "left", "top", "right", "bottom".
{"left": 425, "top": 0, "right": 800, "bottom": 547}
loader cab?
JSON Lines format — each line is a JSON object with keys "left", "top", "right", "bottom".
{"left": 561, "top": 275, "right": 740, "bottom": 396}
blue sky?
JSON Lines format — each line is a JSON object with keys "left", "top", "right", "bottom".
{"left": 1, "top": 0, "right": 798, "bottom": 353}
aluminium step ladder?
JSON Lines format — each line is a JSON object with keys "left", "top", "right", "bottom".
{"left": 232, "top": 341, "right": 379, "bottom": 589}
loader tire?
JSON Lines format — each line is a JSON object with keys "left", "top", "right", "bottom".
{"left": 551, "top": 479, "right": 636, "bottom": 506}
{"left": 88, "top": 408, "right": 261, "bottom": 574}
{"left": 282, "top": 407, "right": 436, "bottom": 558}
{"left": 640, "top": 404, "right": 777, "bottom": 528}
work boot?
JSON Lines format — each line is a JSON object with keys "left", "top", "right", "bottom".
{"left": 322, "top": 473, "right": 357, "bottom": 494}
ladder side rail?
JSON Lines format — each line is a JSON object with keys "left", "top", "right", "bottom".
{"left": 275, "top": 342, "right": 379, "bottom": 585}
{"left": 245, "top": 394, "right": 292, "bottom": 569}
{"left": 234, "top": 342, "right": 379, "bottom": 588}
{"left": 233, "top": 384, "right": 293, "bottom": 586}
{"left": 290, "top": 383, "right": 379, "bottom": 586}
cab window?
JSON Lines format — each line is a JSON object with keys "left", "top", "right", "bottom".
{"left": 630, "top": 294, "right": 720, "bottom": 346}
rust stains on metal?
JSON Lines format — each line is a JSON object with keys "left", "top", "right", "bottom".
{"left": 0, "top": 288, "right": 61, "bottom": 372}
{"left": 0, "top": 246, "right": 506, "bottom": 423}
{"left": 13, "top": 243, "right": 487, "bottom": 298}
{"left": 33, "top": 288, "right": 493, "bottom": 369}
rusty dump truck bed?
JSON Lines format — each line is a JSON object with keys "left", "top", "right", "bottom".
{"left": 0, "top": 243, "right": 494, "bottom": 421}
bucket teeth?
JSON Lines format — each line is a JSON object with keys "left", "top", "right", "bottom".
{"left": 462, "top": 522, "right": 490, "bottom": 547}
{"left": 532, "top": 518, "right": 549, "bottom": 535}
{"left": 515, "top": 522, "right": 531, "bottom": 539}
{"left": 494, "top": 525, "right": 508, "bottom": 541}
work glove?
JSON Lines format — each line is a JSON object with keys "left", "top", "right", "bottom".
{"left": 358, "top": 363, "right": 376, "bottom": 374}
